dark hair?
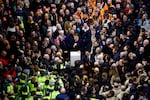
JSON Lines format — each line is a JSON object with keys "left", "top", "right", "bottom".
{"left": 122, "top": 93, "right": 129, "bottom": 100}
{"left": 54, "top": 81, "right": 61, "bottom": 91}
{"left": 45, "top": 80, "right": 49, "bottom": 85}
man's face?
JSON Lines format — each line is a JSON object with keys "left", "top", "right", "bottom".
{"left": 107, "top": 0, "right": 112, "bottom": 5}
{"left": 116, "top": 3, "right": 121, "bottom": 9}
{"left": 88, "top": 8, "right": 93, "bottom": 13}
{"left": 7, "top": 75, "right": 12, "bottom": 81}
{"left": 52, "top": 8, "right": 56, "bottom": 13}
{"left": 123, "top": 15, "right": 128, "bottom": 22}
{"left": 143, "top": 39, "right": 149, "bottom": 46}
{"left": 70, "top": 29, "right": 75, "bottom": 35}
{"left": 74, "top": 35, "right": 79, "bottom": 41}
{"left": 65, "top": 9, "right": 70, "bottom": 15}
{"left": 77, "top": 8, "right": 81, "bottom": 13}
{"left": 139, "top": 47, "right": 144, "bottom": 53}
{"left": 84, "top": 23, "right": 88, "bottom": 29}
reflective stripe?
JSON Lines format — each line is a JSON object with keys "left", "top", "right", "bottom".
{"left": 36, "top": 91, "right": 43, "bottom": 96}
{"left": 43, "top": 96, "right": 50, "bottom": 100}
{"left": 20, "top": 79, "right": 26, "bottom": 84}
{"left": 22, "top": 73, "right": 27, "bottom": 77}
{"left": 22, "top": 91, "right": 28, "bottom": 95}
{"left": 43, "top": 85, "right": 54, "bottom": 90}
{"left": 90, "top": 98, "right": 95, "bottom": 100}
{"left": 9, "top": 95, "right": 15, "bottom": 99}
{"left": 60, "top": 64, "right": 64, "bottom": 69}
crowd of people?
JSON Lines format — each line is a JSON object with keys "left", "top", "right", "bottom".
{"left": 0, "top": 0, "right": 150, "bottom": 100}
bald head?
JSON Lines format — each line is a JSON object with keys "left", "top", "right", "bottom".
{"left": 60, "top": 88, "right": 66, "bottom": 94}
{"left": 143, "top": 39, "right": 149, "bottom": 47}
{"left": 76, "top": 94, "right": 81, "bottom": 100}
{"left": 7, "top": 75, "right": 13, "bottom": 81}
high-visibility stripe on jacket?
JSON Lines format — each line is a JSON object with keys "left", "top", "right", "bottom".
{"left": 43, "top": 96, "right": 50, "bottom": 100}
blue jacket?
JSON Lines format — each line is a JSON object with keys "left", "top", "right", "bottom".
{"left": 56, "top": 93, "right": 70, "bottom": 100}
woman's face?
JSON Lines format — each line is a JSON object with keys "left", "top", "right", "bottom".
{"left": 65, "top": 9, "right": 70, "bottom": 15}
{"left": 94, "top": 11, "right": 99, "bottom": 17}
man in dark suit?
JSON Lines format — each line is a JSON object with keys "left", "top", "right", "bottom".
{"left": 81, "top": 50, "right": 95, "bottom": 65}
